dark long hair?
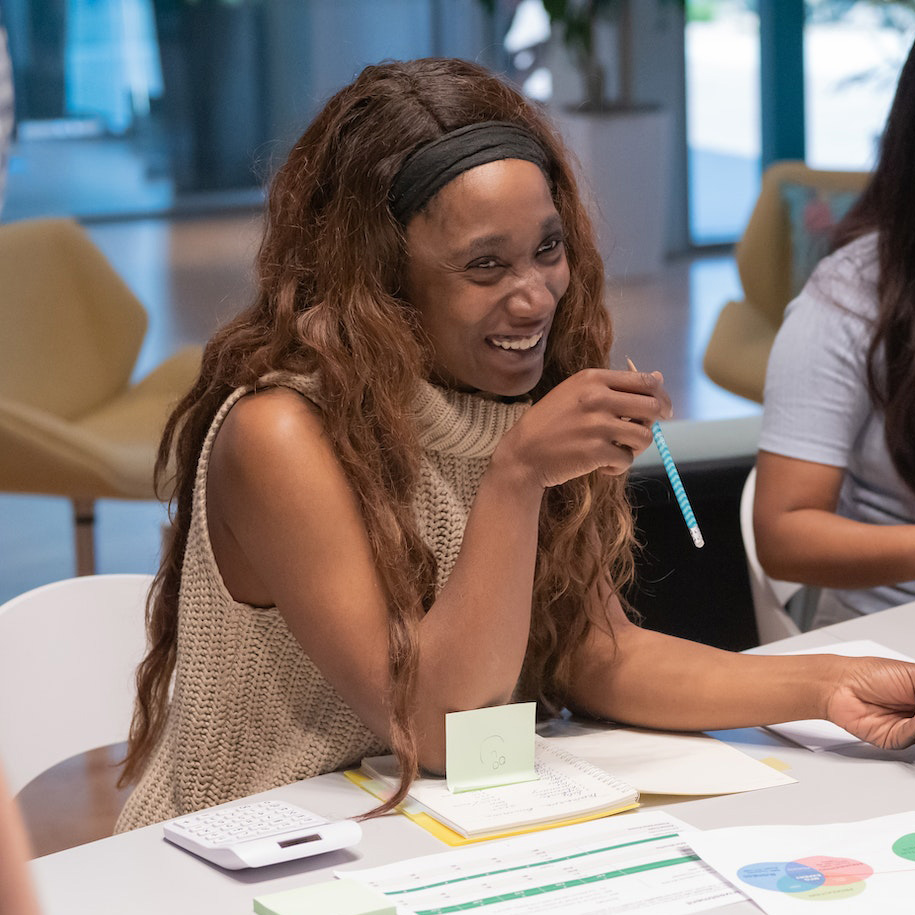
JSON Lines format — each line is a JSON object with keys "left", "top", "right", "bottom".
{"left": 832, "top": 37, "right": 915, "bottom": 493}
{"left": 120, "top": 58, "right": 634, "bottom": 810}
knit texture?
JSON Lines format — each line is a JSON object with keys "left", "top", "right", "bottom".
{"left": 116, "top": 374, "right": 529, "bottom": 830}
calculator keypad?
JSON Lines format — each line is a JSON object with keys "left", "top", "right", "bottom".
{"left": 170, "top": 800, "right": 327, "bottom": 847}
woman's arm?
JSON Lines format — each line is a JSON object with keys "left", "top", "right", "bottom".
{"left": 207, "top": 370, "right": 670, "bottom": 772}
{"left": 754, "top": 450, "right": 915, "bottom": 588}
{"left": 752, "top": 243, "right": 915, "bottom": 590}
{"left": 565, "top": 594, "right": 915, "bottom": 750}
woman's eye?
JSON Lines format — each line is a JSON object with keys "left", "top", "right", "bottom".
{"left": 537, "top": 237, "right": 563, "bottom": 256}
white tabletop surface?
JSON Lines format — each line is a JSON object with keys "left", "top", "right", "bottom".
{"left": 31, "top": 601, "right": 915, "bottom": 914}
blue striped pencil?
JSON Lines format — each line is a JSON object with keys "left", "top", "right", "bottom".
{"left": 626, "top": 358, "right": 704, "bottom": 549}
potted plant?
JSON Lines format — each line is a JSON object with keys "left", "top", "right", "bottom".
{"left": 482, "top": 0, "right": 684, "bottom": 278}
{"left": 549, "top": 1, "right": 685, "bottom": 278}
{"left": 543, "top": 0, "right": 669, "bottom": 111}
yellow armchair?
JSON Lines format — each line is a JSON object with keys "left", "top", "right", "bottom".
{"left": 0, "top": 218, "right": 201, "bottom": 575}
{"left": 703, "top": 160, "right": 869, "bottom": 403}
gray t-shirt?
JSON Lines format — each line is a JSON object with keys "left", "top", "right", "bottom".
{"left": 759, "top": 231, "right": 915, "bottom": 618}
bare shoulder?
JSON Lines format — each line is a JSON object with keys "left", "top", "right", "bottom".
{"left": 216, "top": 385, "right": 326, "bottom": 454}
{"left": 209, "top": 385, "right": 341, "bottom": 488}
{"left": 207, "top": 385, "right": 353, "bottom": 605}
{"left": 211, "top": 382, "right": 354, "bottom": 506}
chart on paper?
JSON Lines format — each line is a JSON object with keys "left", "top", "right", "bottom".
{"left": 738, "top": 855, "right": 874, "bottom": 901}
{"left": 686, "top": 810, "right": 915, "bottom": 914}
{"left": 339, "top": 811, "right": 743, "bottom": 915}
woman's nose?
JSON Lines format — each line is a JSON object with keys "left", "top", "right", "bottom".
{"left": 506, "top": 268, "right": 555, "bottom": 316}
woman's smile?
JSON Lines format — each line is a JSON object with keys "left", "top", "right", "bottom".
{"left": 488, "top": 330, "right": 545, "bottom": 352}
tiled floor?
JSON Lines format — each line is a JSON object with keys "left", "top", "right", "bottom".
{"left": 1, "top": 210, "right": 760, "bottom": 857}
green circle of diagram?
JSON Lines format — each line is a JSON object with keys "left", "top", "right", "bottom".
{"left": 794, "top": 881, "right": 867, "bottom": 901}
{"left": 892, "top": 833, "right": 915, "bottom": 862}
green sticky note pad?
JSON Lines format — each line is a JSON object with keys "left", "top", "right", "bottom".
{"left": 253, "top": 878, "right": 395, "bottom": 915}
{"left": 445, "top": 702, "right": 538, "bottom": 793}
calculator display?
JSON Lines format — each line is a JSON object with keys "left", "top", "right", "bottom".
{"left": 278, "top": 833, "right": 323, "bottom": 848}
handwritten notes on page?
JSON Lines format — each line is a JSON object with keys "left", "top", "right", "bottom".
{"left": 361, "top": 737, "right": 638, "bottom": 838}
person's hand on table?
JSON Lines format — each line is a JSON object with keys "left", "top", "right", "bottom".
{"left": 826, "top": 657, "right": 915, "bottom": 749}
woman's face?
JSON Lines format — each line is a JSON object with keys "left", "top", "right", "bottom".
{"left": 404, "top": 158, "right": 570, "bottom": 397}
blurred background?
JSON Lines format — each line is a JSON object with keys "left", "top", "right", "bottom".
{"left": 4, "top": 0, "right": 911, "bottom": 232}
{"left": 1, "top": 0, "right": 914, "bottom": 604}
{"left": 3, "top": 0, "right": 915, "bottom": 856}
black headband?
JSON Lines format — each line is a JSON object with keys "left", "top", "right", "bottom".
{"left": 389, "top": 121, "right": 550, "bottom": 224}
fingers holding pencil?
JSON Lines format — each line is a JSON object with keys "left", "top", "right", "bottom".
{"left": 626, "top": 357, "right": 705, "bottom": 549}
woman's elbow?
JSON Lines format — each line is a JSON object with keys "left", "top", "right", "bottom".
{"left": 411, "top": 690, "right": 518, "bottom": 776}
{"left": 754, "top": 520, "right": 799, "bottom": 582}
{"left": 417, "top": 749, "right": 446, "bottom": 777}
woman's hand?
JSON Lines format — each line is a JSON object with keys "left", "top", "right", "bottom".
{"left": 825, "top": 657, "right": 915, "bottom": 750}
{"left": 493, "top": 367, "right": 673, "bottom": 490}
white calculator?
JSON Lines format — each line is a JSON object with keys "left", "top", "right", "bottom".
{"left": 163, "top": 799, "right": 362, "bottom": 870}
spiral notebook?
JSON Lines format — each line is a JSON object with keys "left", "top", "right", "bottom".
{"left": 350, "top": 736, "right": 639, "bottom": 843}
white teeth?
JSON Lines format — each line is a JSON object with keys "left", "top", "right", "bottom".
{"left": 491, "top": 332, "right": 543, "bottom": 351}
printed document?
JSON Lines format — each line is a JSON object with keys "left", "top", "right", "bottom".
{"left": 339, "top": 810, "right": 744, "bottom": 915}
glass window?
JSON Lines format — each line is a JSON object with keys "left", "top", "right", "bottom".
{"left": 2, "top": 0, "right": 483, "bottom": 223}
{"left": 4, "top": 0, "right": 177, "bottom": 221}
{"left": 805, "top": 0, "right": 915, "bottom": 171}
{"left": 685, "top": 0, "right": 761, "bottom": 246}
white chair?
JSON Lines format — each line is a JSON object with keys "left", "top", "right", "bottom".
{"left": 740, "top": 466, "right": 803, "bottom": 644}
{"left": 0, "top": 573, "right": 152, "bottom": 796}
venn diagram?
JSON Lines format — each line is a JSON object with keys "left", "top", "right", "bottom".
{"left": 737, "top": 832, "right": 915, "bottom": 901}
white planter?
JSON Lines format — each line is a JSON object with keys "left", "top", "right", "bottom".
{"left": 552, "top": 105, "right": 672, "bottom": 280}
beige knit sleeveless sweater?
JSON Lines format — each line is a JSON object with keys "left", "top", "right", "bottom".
{"left": 116, "top": 374, "right": 529, "bottom": 831}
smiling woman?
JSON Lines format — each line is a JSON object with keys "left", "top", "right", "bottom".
{"left": 112, "top": 57, "right": 915, "bottom": 835}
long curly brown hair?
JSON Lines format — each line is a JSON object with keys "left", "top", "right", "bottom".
{"left": 120, "top": 57, "right": 635, "bottom": 811}
{"left": 831, "top": 37, "right": 915, "bottom": 497}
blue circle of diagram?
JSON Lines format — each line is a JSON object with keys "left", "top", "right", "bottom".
{"left": 738, "top": 861, "right": 826, "bottom": 894}
{"left": 738, "top": 862, "right": 791, "bottom": 891}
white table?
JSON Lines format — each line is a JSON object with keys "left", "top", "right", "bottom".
{"left": 31, "top": 601, "right": 915, "bottom": 914}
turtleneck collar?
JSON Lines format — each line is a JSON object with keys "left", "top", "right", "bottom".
{"left": 413, "top": 380, "right": 531, "bottom": 459}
